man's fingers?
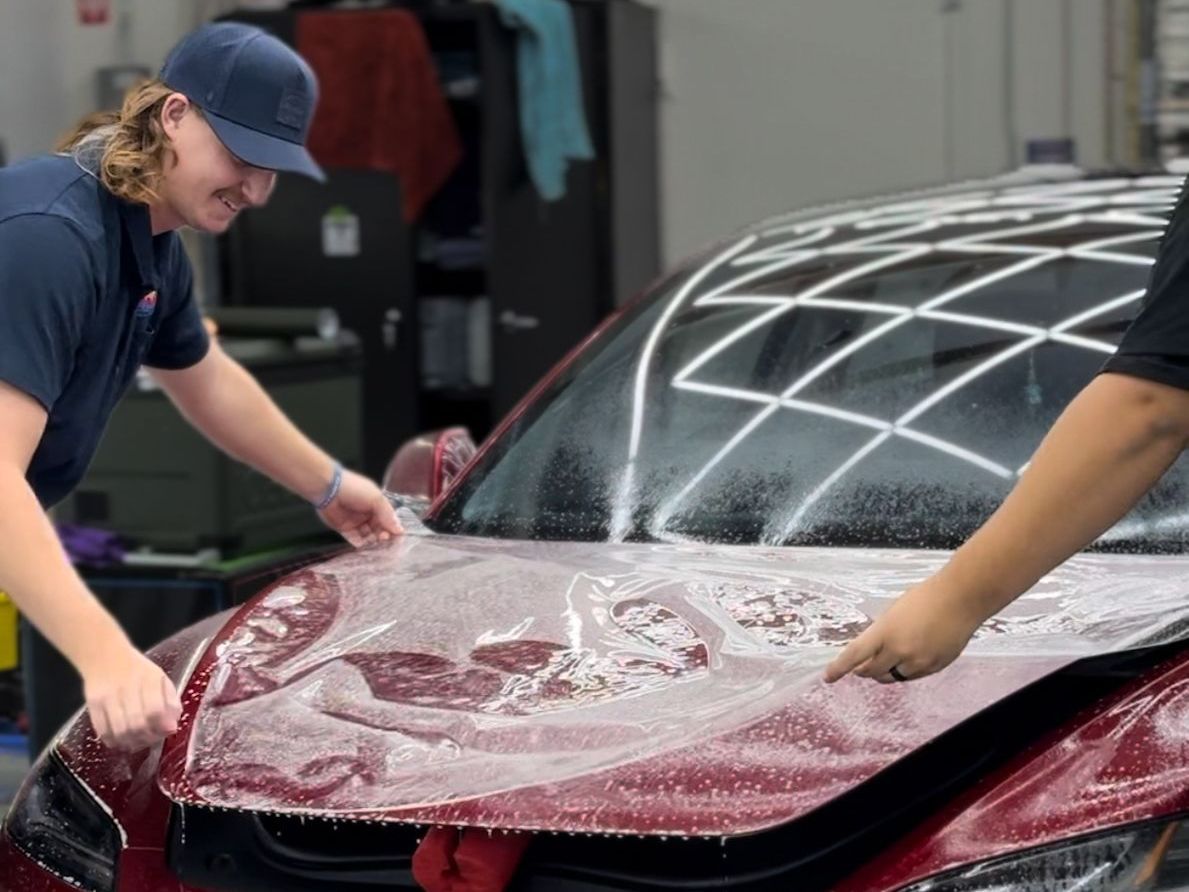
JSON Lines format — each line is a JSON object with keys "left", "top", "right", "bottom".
{"left": 119, "top": 689, "right": 163, "bottom": 751}
{"left": 355, "top": 516, "right": 400, "bottom": 547}
{"left": 854, "top": 646, "right": 901, "bottom": 680}
{"left": 143, "top": 675, "right": 179, "bottom": 735}
{"left": 123, "top": 687, "right": 148, "bottom": 743}
{"left": 890, "top": 658, "right": 941, "bottom": 684}
{"left": 326, "top": 486, "right": 403, "bottom": 544}
{"left": 900, "top": 659, "right": 928, "bottom": 679}
{"left": 375, "top": 500, "right": 403, "bottom": 536}
{"left": 140, "top": 675, "right": 166, "bottom": 735}
{"left": 89, "top": 702, "right": 112, "bottom": 747}
{"left": 100, "top": 698, "right": 128, "bottom": 749}
{"left": 89, "top": 677, "right": 184, "bottom": 751}
{"left": 823, "top": 630, "right": 881, "bottom": 683}
{"left": 163, "top": 673, "right": 182, "bottom": 716}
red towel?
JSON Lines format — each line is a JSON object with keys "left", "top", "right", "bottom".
{"left": 412, "top": 826, "right": 532, "bottom": 892}
{"left": 296, "top": 9, "right": 463, "bottom": 222}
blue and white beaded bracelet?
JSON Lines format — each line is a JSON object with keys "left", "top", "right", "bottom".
{"left": 314, "top": 461, "right": 343, "bottom": 510}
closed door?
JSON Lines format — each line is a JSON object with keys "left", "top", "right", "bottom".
{"left": 478, "top": 4, "right": 610, "bottom": 417}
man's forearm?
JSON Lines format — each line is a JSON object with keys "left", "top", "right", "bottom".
{"left": 942, "top": 373, "right": 1189, "bottom": 618}
{"left": 0, "top": 466, "right": 128, "bottom": 675}
{"left": 161, "top": 351, "right": 336, "bottom": 502}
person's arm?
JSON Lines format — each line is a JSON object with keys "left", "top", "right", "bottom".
{"left": 825, "top": 371, "right": 1189, "bottom": 683}
{"left": 0, "top": 382, "right": 180, "bottom": 749}
{"left": 148, "top": 342, "right": 401, "bottom": 546}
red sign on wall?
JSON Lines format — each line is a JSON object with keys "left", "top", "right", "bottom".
{"left": 77, "top": 0, "right": 111, "bottom": 25}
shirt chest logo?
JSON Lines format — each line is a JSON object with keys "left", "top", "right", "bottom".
{"left": 135, "top": 290, "right": 158, "bottom": 319}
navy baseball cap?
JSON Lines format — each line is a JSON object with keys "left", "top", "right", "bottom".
{"left": 160, "top": 22, "right": 325, "bottom": 182}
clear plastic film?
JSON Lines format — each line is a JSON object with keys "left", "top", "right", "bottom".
{"left": 161, "top": 531, "right": 1189, "bottom": 835}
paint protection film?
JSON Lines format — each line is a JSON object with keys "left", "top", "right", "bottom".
{"left": 161, "top": 530, "right": 1189, "bottom": 834}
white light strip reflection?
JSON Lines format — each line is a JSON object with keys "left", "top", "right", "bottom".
{"left": 799, "top": 297, "right": 910, "bottom": 316}
{"left": 895, "top": 429, "right": 1013, "bottom": 477}
{"left": 617, "top": 177, "right": 1166, "bottom": 543}
{"left": 675, "top": 249, "right": 933, "bottom": 383}
{"left": 729, "top": 226, "right": 836, "bottom": 266}
{"left": 779, "top": 432, "right": 893, "bottom": 535}
{"left": 895, "top": 336, "right": 1045, "bottom": 426}
{"left": 1065, "top": 232, "right": 1162, "bottom": 253}
{"left": 1066, "top": 250, "right": 1155, "bottom": 267}
{"left": 656, "top": 252, "right": 1056, "bottom": 529}
{"left": 611, "top": 236, "right": 756, "bottom": 541}
{"left": 695, "top": 294, "right": 800, "bottom": 307}
{"left": 1055, "top": 289, "right": 1146, "bottom": 329}
{"left": 771, "top": 288, "right": 1149, "bottom": 540}
{"left": 917, "top": 309, "right": 1044, "bottom": 338}
{"left": 674, "top": 380, "right": 1011, "bottom": 478}
{"left": 1049, "top": 334, "right": 1118, "bottom": 355}
{"left": 630, "top": 236, "right": 756, "bottom": 461}
{"left": 935, "top": 214, "right": 1090, "bottom": 254}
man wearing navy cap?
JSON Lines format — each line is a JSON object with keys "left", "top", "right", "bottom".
{"left": 0, "top": 23, "right": 401, "bottom": 753}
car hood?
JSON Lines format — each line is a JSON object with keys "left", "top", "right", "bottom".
{"left": 158, "top": 532, "right": 1189, "bottom": 836}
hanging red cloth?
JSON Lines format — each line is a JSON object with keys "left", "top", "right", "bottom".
{"left": 296, "top": 9, "right": 463, "bottom": 222}
{"left": 412, "top": 826, "right": 532, "bottom": 892}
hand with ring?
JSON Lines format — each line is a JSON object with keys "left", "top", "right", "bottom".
{"left": 824, "top": 575, "right": 986, "bottom": 685}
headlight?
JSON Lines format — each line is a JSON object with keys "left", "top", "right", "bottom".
{"left": 904, "top": 819, "right": 1189, "bottom": 891}
{"left": 4, "top": 752, "right": 120, "bottom": 892}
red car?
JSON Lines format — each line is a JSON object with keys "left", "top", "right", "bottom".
{"left": 7, "top": 170, "right": 1189, "bottom": 892}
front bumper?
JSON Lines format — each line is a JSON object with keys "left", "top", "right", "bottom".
{"left": 0, "top": 832, "right": 67, "bottom": 892}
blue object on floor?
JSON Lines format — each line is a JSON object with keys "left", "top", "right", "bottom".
{"left": 493, "top": 0, "right": 595, "bottom": 201}
{"left": 56, "top": 523, "right": 126, "bottom": 565}
{"left": 0, "top": 734, "right": 25, "bottom": 754}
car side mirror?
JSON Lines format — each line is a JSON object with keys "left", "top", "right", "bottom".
{"left": 383, "top": 427, "right": 478, "bottom": 516}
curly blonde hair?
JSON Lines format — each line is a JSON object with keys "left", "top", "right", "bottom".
{"left": 56, "top": 79, "right": 182, "bottom": 205}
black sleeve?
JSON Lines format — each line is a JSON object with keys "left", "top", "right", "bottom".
{"left": 1101, "top": 178, "right": 1189, "bottom": 390}
{"left": 143, "top": 237, "right": 210, "bottom": 370}
{"left": 0, "top": 215, "right": 96, "bottom": 410}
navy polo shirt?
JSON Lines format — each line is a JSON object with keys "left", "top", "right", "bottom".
{"left": 0, "top": 154, "right": 210, "bottom": 507}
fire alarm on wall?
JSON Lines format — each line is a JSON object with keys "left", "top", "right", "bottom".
{"left": 77, "top": 0, "right": 111, "bottom": 25}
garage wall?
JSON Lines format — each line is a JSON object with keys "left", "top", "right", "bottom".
{"left": 652, "top": 0, "right": 1116, "bottom": 263}
{"left": 0, "top": 2, "right": 60, "bottom": 163}
{"left": 652, "top": 0, "right": 948, "bottom": 263}
{"left": 0, "top": 0, "right": 216, "bottom": 163}
{"left": 0, "top": 0, "right": 1119, "bottom": 269}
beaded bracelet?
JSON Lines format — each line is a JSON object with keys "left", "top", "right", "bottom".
{"left": 314, "top": 461, "right": 343, "bottom": 510}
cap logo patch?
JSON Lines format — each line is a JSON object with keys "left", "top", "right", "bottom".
{"left": 276, "top": 87, "right": 307, "bottom": 130}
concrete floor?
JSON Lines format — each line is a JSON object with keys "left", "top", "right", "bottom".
{"left": 0, "top": 749, "right": 29, "bottom": 814}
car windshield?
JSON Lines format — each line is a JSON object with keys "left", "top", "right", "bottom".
{"left": 432, "top": 177, "right": 1189, "bottom": 552}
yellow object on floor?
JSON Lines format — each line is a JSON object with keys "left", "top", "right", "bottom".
{"left": 0, "top": 594, "right": 16, "bottom": 672}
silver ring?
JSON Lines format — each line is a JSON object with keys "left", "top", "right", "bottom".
{"left": 888, "top": 665, "right": 910, "bottom": 683}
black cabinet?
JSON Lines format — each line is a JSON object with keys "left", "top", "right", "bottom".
{"left": 222, "top": 0, "right": 659, "bottom": 452}
{"left": 221, "top": 169, "right": 416, "bottom": 480}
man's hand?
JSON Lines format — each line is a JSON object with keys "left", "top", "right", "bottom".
{"left": 152, "top": 351, "right": 405, "bottom": 548}
{"left": 82, "top": 641, "right": 182, "bottom": 751}
{"left": 823, "top": 575, "right": 986, "bottom": 684}
{"left": 825, "top": 374, "right": 1189, "bottom": 686}
{"left": 319, "top": 470, "right": 404, "bottom": 547}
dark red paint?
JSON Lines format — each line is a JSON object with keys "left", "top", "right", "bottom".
{"left": 835, "top": 650, "right": 1189, "bottom": 891}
